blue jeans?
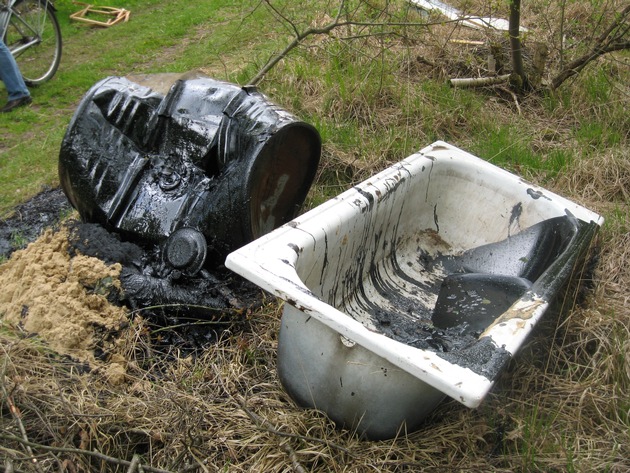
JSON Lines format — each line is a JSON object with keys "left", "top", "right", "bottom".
{"left": 0, "top": 39, "right": 30, "bottom": 101}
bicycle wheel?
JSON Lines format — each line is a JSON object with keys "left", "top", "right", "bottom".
{"left": 5, "top": 0, "right": 62, "bottom": 86}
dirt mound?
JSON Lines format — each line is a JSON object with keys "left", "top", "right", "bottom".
{"left": 0, "top": 226, "right": 128, "bottom": 367}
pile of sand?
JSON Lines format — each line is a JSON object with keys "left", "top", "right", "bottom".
{"left": 0, "top": 226, "right": 129, "bottom": 367}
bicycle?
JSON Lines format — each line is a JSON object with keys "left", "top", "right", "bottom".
{"left": 1, "top": 0, "right": 62, "bottom": 86}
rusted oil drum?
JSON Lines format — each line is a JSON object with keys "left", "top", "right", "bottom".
{"left": 59, "top": 74, "right": 321, "bottom": 270}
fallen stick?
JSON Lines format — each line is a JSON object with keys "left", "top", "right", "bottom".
{"left": 236, "top": 397, "right": 308, "bottom": 473}
{"left": 449, "top": 73, "right": 512, "bottom": 88}
{"left": 449, "top": 39, "right": 485, "bottom": 45}
{"left": 0, "top": 433, "right": 173, "bottom": 473}
{"left": 0, "top": 371, "right": 44, "bottom": 473}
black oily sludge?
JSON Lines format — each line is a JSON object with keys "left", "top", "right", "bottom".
{"left": 73, "top": 227, "right": 260, "bottom": 345}
{"left": 66, "top": 220, "right": 261, "bottom": 330}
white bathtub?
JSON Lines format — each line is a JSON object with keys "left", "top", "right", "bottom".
{"left": 226, "top": 141, "right": 602, "bottom": 439}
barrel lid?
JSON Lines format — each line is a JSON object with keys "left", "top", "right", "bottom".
{"left": 164, "top": 228, "right": 207, "bottom": 275}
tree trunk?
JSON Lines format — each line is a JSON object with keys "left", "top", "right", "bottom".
{"left": 508, "top": 0, "right": 530, "bottom": 92}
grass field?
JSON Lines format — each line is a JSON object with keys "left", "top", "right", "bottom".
{"left": 1, "top": 0, "right": 628, "bottom": 471}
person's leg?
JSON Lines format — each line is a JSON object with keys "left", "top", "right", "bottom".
{"left": 0, "top": 40, "right": 30, "bottom": 101}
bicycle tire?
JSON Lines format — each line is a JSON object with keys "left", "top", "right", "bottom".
{"left": 5, "top": 0, "right": 62, "bottom": 86}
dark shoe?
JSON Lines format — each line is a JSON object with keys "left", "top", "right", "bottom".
{"left": 1, "top": 96, "right": 32, "bottom": 113}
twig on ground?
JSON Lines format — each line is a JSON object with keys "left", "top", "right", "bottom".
{"left": 235, "top": 395, "right": 354, "bottom": 458}
{"left": 449, "top": 74, "right": 512, "bottom": 88}
{"left": 187, "top": 447, "right": 210, "bottom": 473}
{"left": 1, "top": 362, "right": 44, "bottom": 473}
{"left": 0, "top": 433, "right": 174, "bottom": 473}
{"left": 127, "top": 454, "right": 140, "bottom": 473}
{"left": 498, "top": 86, "right": 522, "bottom": 115}
{"left": 235, "top": 396, "right": 307, "bottom": 473}
{"left": 283, "top": 442, "right": 308, "bottom": 473}
{"left": 237, "top": 399, "right": 356, "bottom": 457}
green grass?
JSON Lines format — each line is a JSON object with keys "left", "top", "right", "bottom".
{"left": 0, "top": 0, "right": 287, "bottom": 214}
{"left": 470, "top": 124, "right": 547, "bottom": 172}
{"left": 2, "top": 0, "right": 627, "bottom": 215}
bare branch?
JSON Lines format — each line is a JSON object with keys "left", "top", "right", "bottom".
{"left": 334, "top": 0, "right": 346, "bottom": 23}
{"left": 552, "top": 5, "right": 630, "bottom": 89}
{"left": 247, "top": 3, "right": 440, "bottom": 86}
{"left": 263, "top": 0, "right": 300, "bottom": 38}
{"left": 594, "top": 4, "right": 630, "bottom": 47}
{"left": 235, "top": 395, "right": 354, "bottom": 457}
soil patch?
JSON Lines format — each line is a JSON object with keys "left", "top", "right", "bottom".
{"left": 0, "top": 186, "right": 73, "bottom": 260}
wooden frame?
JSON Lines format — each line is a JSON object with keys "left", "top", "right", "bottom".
{"left": 70, "top": 3, "right": 130, "bottom": 27}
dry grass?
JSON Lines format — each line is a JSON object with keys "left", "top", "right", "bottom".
{"left": 1, "top": 161, "right": 628, "bottom": 471}
{"left": 557, "top": 149, "right": 630, "bottom": 205}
